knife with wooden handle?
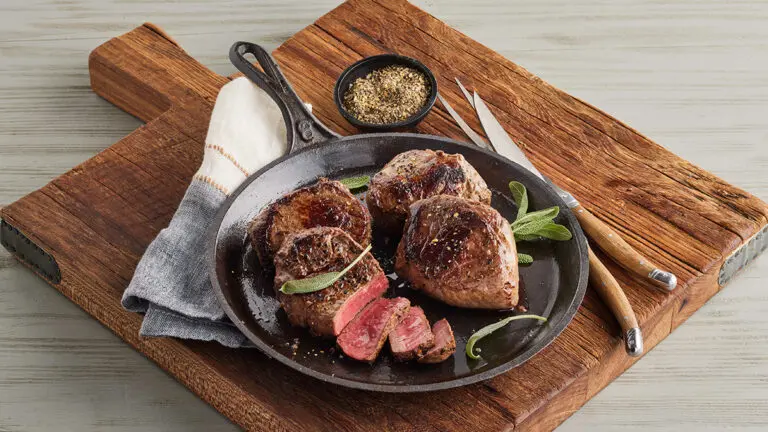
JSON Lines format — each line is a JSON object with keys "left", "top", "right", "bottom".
{"left": 444, "top": 80, "right": 676, "bottom": 292}
{"left": 475, "top": 92, "right": 675, "bottom": 291}
{"left": 573, "top": 204, "right": 676, "bottom": 291}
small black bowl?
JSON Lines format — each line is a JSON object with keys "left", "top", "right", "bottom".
{"left": 333, "top": 54, "right": 438, "bottom": 131}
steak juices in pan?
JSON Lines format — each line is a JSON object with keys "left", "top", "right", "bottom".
{"left": 250, "top": 149, "right": 531, "bottom": 364}
{"left": 209, "top": 42, "right": 587, "bottom": 390}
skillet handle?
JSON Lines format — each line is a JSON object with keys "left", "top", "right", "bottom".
{"left": 229, "top": 41, "right": 339, "bottom": 153}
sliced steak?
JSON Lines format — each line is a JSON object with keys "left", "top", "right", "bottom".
{"left": 395, "top": 195, "right": 519, "bottom": 309}
{"left": 418, "top": 319, "right": 456, "bottom": 364}
{"left": 273, "top": 227, "right": 387, "bottom": 337}
{"left": 249, "top": 178, "right": 371, "bottom": 265}
{"left": 388, "top": 306, "right": 434, "bottom": 361}
{"left": 366, "top": 149, "right": 491, "bottom": 232}
{"left": 337, "top": 297, "right": 411, "bottom": 362}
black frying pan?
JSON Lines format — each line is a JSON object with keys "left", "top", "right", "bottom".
{"left": 207, "top": 42, "right": 589, "bottom": 392}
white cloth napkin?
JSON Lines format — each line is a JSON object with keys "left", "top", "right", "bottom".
{"left": 122, "top": 77, "right": 290, "bottom": 347}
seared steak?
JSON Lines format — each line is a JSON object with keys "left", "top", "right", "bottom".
{"left": 388, "top": 306, "right": 434, "bottom": 361}
{"left": 273, "top": 227, "right": 387, "bottom": 337}
{"left": 395, "top": 195, "right": 519, "bottom": 309}
{"left": 337, "top": 297, "right": 411, "bottom": 362}
{"left": 366, "top": 149, "right": 491, "bottom": 232}
{"left": 249, "top": 178, "right": 371, "bottom": 265}
{"left": 418, "top": 319, "right": 456, "bottom": 364}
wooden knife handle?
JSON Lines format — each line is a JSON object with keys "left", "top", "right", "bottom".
{"left": 574, "top": 204, "right": 677, "bottom": 291}
{"left": 588, "top": 247, "right": 643, "bottom": 356}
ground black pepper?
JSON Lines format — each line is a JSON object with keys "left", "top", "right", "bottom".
{"left": 343, "top": 65, "right": 430, "bottom": 124}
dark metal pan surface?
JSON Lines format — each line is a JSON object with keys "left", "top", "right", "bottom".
{"left": 206, "top": 42, "right": 588, "bottom": 392}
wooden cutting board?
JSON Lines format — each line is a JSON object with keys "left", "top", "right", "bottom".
{"left": 2, "top": 0, "right": 767, "bottom": 430}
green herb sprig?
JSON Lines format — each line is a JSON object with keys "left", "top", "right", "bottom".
{"left": 508, "top": 181, "right": 573, "bottom": 264}
{"left": 279, "top": 244, "right": 372, "bottom": 295}
{"left": 466, "top": 314, "right": 548, "bottom": 360}
{"left": 508, "top": 181, "right": 528, "bottom": 220}
{"left": 338, "top": 175, "right": 370, "bottom": 190}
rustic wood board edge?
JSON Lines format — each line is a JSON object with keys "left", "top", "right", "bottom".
{"left": 0, "top": 0, "right": 766, "bottom": 429}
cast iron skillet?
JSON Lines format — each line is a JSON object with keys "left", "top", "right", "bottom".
{"left": 207, "top": 42, "right": 589, "bottom": 392}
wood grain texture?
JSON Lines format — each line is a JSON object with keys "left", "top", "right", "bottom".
{"left": 587, "top": 247, "right": 640, "bottom": 337}
{"left": 0, "top": 0, "right": 766, "bottom": 431}
{"left": 574, "top": 204, "right": 672, "bottom": 291}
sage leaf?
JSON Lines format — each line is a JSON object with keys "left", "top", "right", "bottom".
{"left": 511, "top": 206, "right": 560, "bottom": 230}
{"left": 466, "top": 314, "right": 548, "bottom": 360}
{"left": 508, "top": 181, "right": 528, "bottom": 220}
{"left": 518, "top": 253, "right": 533, "bottom": 265}
{"left": 280, "top": 244, "right": 372, "bottom": 294}
{"left": 535, "top": 223, "right": 573, "bottom": 241}
{"left": 279, "top": 272, "right": 341, "bottom": 294}
{"left": 514, "top": 233, "right": 541, "bottom": 242}
{"left": 338, "top": 175, "right": 370, "bottom": 190}
{"left": 507, "top": 179, "right": 572, "bottom": 243}
{"left": 512, "top": 217, "right": 554, "bottom": 236}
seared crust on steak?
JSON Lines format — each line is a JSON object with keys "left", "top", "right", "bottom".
{"left": 366, "top": 150, "right": 491, "bottom": 232}
{"left": 395, "top": 195, "right": 519, "bottom": 309}
{"left": 249, "top": 178, "right": 371, "bottom": 265}
{"left": 274, "top": 227, "right": 387, "bottom": 337}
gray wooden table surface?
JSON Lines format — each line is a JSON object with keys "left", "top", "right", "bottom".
{"left": 1, "top": 0, "right": 766, "bottom": 430}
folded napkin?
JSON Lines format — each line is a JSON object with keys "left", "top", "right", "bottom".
{"left": 122, "top": 77, "right": 290, "bottom": 347}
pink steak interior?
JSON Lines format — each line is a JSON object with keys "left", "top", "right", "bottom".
{"left": 389, "top": 306, "right": 433, "bottom": 355}
{"left": 338, "top": 297, "right": 410, "bottom": 362}
{"left": 332, "top": 273, "right": 389, "bottom": 336}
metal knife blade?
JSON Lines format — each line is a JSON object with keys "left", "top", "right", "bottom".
{"left": 547, "top": 182, "right": 580, "bottom": 208}
{"left": 472, "top": 92, "right": 544, "bottom": 179}
{"left": 472, "top": 92, "right": 580, "bottom": 207}
{"left": 437, "top": 93, "right": 492, "bottom": 150}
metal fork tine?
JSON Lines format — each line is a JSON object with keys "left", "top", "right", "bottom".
{"left": 437, "top": 93, "right": 490, "bottom": 150}
{"left": 455, "top": 78, "right": 475, "bottom": 109}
